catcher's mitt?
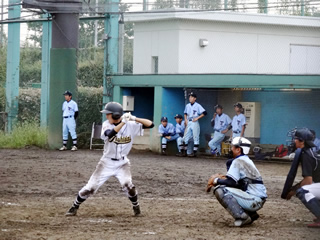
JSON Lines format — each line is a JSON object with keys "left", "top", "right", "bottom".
{"left": 206, "top": 173, "right": 227, "bottom": 192}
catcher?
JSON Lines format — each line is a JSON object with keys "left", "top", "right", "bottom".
{"left": 206, "top": 137, "right": 267, "bottom": 227}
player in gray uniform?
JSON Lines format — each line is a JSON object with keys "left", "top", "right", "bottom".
{"left": 65, "top": 102, "right": 154, "bottom": 217}
{"left": 224, "top": 103, "right": 246, "bottom": 138}
{"left": 183, "top": 92, "right": 207, "bottom": 157}
{"left": 210, "top": 137, "right": 267, "bottom": 227}
{"left": 285, "top": 128, "right": 320, "bottom": 228}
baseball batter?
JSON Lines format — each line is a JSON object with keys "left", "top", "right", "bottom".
{"left": 158, "top": 117, "right": 179, "bottom": 155}
{"left": 208, "top": 104, "right": 231, "bottom": 157}
{"left": 60, "top": 91, "right": 79, "bottom": 151}
{"left": 209, "top": 137, "right": 267, "bottom": 227}
{"left": 65, "top": 102, "right": 154, "bottom": 217}
{"left": 284, "top": 128, "right": 320, "bottom": 228}
{"left": 183, "top": 92, "right": 207, "bottom": 157}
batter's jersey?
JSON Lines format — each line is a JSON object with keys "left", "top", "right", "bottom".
{"left": 212, "top": 113, "right": 231, "bottom": 131}
{"left": 100, "top": 120, "right": 143, "bottom": 159}
{"left": 184, "top": 102, "right": 206, "bottom": 121}
{"left": 227, "top": 155, "right": 267, "bottom": 199}
{"left": 176, "top": 121, "right": 185, "bottom": 137}
{"left": 62, "top": 100, "right": 78, "bottom": 117}
{"left": 158, "top": 123, "right": 176, "bottom": 136}
{"left": 231, "top": 113, "right": 246, "bottom": 132}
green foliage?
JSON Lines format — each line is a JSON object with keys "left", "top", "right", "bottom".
{"left": 0, "top": 87, "right": 5, "bottom": 112}
{"left": 0, "top": 120, "right": 48, "bottom": 148}
{"left": 20, "top": 48, "right": 42, "bottom": 87}
{"left": 0, "top": 48, "right": 6, "bottom": 87}
{"left": 18, "top": 88, "right": 41, "bottom": 123}
{"left": 77, "top": 87, "right": 104, "bottom": 133}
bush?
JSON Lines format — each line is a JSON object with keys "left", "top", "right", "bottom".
{"left": 18, "top": 88, "right": 41, "bottom": 123}
{"left": 0, "top": 120, "right": 47, "bottom": 148}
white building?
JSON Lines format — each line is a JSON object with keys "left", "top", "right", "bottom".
{"left": 127, "top": 11, "right": 320, "bottom": 75}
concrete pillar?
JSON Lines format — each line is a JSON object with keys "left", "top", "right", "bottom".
{"left": 150, "top": 86, "right": 163, "bottom": 152}
{"left": 48, "top": 13, "right": 79, "bottom": 149}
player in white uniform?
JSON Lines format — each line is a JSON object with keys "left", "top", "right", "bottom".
{"left": 183, "top": 92, "right": 207, "bottom": 157}
{"left": 208, "top": 104, "right": 231, "bottom": 156}
{"left": 175, "top": 114, "right": 186, "bottom": 157}
{"left": 224, "top": 102, "right": 246, "bottom": 138}
{"left": 59, "top": 91, "right": 79, "bottom": 151}
{"left": 65, "top": 102, "right": 154, "bottom": 217}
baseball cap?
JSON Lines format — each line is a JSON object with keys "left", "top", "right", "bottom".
{"left": 189, "top": 92, "right": 197, "bottom": 98}
{"left": 234, "top": 102, "right": 242, "bottom": 108}
{"left": 214, "top": 104, "right": 223, "bottom": 110}
{"left": 174, "top": 114, "right": 183, "bottom": 119}
{"left": 161, "top": 117, "right": 168, "bottom": 122}
{"left": 63, "top": 90, "right": 72, "bottom": 96}
{"left": 294, "top": 128, "right": 316, "bottom": 147}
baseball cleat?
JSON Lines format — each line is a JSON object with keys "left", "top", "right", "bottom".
{"left": 133, "top": 205, "right": 141, "bottom": 216}
{"left": 234, "top": 217, "right": 252, "bottom": 227}
{"left": 176, "top": 152, "right": 184, "bottom": 157}
{"left": 59, "top": 146, "right": 67, "bottom": 151}
{"left": 187, "top": 153, "right": 196, "bottom": 157}
{"left": 71, "top": 146, "right": 78, "bottom": 151}
{"left": 308, "top": 219, "right": 320, "bottom": 228}
{"left": 65, "top": 206, "right": 78, "bottom": 216}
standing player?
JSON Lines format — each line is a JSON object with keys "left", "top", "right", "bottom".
{"left": 209, "top": 137, "right": 267, "bottom": 227}
{"left": 208, "top": 104, "right": 231, "bottom": 157}
{"left": 158, "top": 117, "right": 179, "bottom": 155}
{"left": 183, "top": 92, "right": 207, "bottom": 157}
{"left": 224, "top": 102, "right": 246, "bottom": 138}
{"left": 59, "top": 91, "right": 79, "bottom": 151}
{"left": 284, "top": 128, "right": 320, "bottom": 228}
{"left": 65, "top": 102, "right": 154, "bottom": 216}
{"left": 174, "top": 114, "right": 186, "bottom": 157}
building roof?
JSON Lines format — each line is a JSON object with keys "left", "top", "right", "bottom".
{"left": 125, "top": 9, "right": 320, "bottom": 28}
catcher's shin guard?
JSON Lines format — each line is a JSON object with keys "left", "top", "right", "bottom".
{"left": 214, "top": 186, "right": 249, "bottom": 220}
{"left": 296, "top": 188, "right": 320, "bottom": 219}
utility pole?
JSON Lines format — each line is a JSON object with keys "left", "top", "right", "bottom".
{"left": 0, "top": 0, "right": 4, "bottom": 47}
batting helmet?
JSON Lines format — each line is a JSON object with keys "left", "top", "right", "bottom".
{"left": 231, "top": 137, "right": 251, "bottom": 155}
{"left": 100, "top": 102, "right": 123, "bottom": 120}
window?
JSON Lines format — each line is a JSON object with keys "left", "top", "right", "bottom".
{"left": 152, "top": 56, "right": 158, "bottom": 74}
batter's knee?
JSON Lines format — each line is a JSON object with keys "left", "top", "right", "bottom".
{"left": 79, "top": 188, "right": 95, "bottom": 199}
{"left": 123, "top": 183, "right": 137, "bottom": 197}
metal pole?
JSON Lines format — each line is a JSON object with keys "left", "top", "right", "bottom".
{"left": 103, "top": 0, "right": 119, "bottom": 109}
{"left": 40, "top": 13, "right": 51, "bottom": 127}
{"left": 143, "top": 0, "right": 147, "bottom": 11}
{"left": 301, "top": 0, "right": 305, "bottom": 16}
{"left": 94, "top": 0, "right": 98, "bottom": 47}
{"left": 5, "top": 0, "right": 20, "bottom": 132}
{"left": 264, "top": 0, "right": 268, "bottom": 14}
{"left": 118, "top": 13, "right": 124, "bottom": 75}
{"left": 224, "top": 0, "right": 227, "bottom": 10}
{"left": 0, "top": 0, "right": 3, "bottom": 46}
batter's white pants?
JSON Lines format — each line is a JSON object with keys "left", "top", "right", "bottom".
{"left": 79, "top": 157, "right": 133, "bottom": 199}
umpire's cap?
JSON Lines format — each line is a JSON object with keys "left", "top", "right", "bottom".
{"left": 294, "top": 128, "right": 316, "bottom": 147}
{"left": 174, "top": 114, "right": 183, "bottom": 119}
{"left": 189, "top": 92, "right": 197, "bottom": 98}
{"left": 63, "top": 90, "right": 72, "bottom": 96}
{"left": 100, "top": 102, "right": 123, "bottom": 119}
{"left": 234, "top": 102, "right": 242, "bottom": 108}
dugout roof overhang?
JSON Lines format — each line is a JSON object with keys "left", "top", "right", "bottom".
{"left": 125, "top": 10, "right": 320, "bottom": 28}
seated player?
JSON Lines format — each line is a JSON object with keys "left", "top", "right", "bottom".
{"left": 284, "top": 128, "right": 320, "bottom": 228}
{"left": 174, "top": 114, "right": 186, "bottom": 157}
{"left": 208, "top": 104, "right": 231, "bottom": 157}
{"left": 209, "top": 137, "right": 267, "bottom": 227}
{"left": 158, "top": 117, "right": 179, "bottom": 155}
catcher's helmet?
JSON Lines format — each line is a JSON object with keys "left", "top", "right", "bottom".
{"left": 100, "top": 102, "right": 123, "bottom": 120}
{"left": 231, "top": 137, "right": 251, "bottom": 155}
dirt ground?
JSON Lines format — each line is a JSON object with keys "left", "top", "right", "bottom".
{"left": 0, "top": 148, "right": 319, "bottom": 240}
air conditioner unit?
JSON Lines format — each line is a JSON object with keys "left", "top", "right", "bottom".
{"left": 239, "top": 102, "right": 261, "bottom": 140}
{"left": 123, "top": 96, "right": 134, "bottom": 111}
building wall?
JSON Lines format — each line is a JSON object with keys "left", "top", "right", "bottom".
{"left": 133, "top": 19, "right": 320, "bottom": 74}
